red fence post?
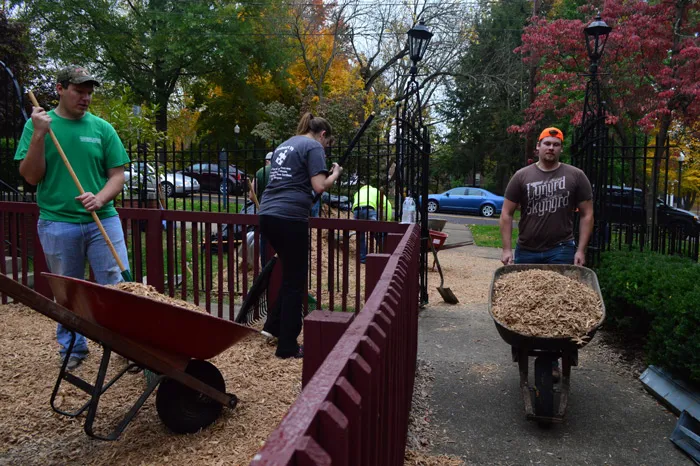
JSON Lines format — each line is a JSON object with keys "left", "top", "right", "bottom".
{"left": 302, "top": 310, "right": 354, "bottom": 387}
{"left": 145, "top": 209, "right": 165, "bottom": 292}
{"left": 364, "top": 253, "right": 389, "bottom": 302}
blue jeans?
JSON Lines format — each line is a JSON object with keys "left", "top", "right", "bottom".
{"left": 310, "top": 199, "right": 321, "bottom": 217}
{"left": 37, "top": 216, "right": 130, "bottom": 359}
{"left": 353, "top": 207, "right": 378, "bottom": 263}
{"left": 514, "top": 240, "right": 576, "bottom": 265}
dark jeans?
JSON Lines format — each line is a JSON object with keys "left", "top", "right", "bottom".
{"left": 260, "top": 215, "right": 308, "bottom": 357}
{"left": 514, "top": 240, "right": 576, "bottom": 265}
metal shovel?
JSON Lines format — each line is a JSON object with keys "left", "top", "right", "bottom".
{"left": 429, "top": 241, "right": 458, "bottom": 304}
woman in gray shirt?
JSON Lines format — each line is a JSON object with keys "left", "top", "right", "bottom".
{"left": 259, "top": 113, "right": 343, "bottom": 358}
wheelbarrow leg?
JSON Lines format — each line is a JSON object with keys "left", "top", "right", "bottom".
{"left": 515, "top": 347, "right": 534, "bottom": 418}
{"left": 50, "top": 333, "right": 142, "bottom": 419}
{"left": 84, "top": 345, "right": 163, "bottom": 441}
{"left": 556, "top": 349, "right": 577, "bottom": 418}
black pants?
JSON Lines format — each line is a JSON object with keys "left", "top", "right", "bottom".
{"left": 260, "top": 215, "right": 308, "bottom": 357}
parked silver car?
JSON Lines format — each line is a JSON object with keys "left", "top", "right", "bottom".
{"left": 124, "top": 162, "right": 200, "bottom": 197}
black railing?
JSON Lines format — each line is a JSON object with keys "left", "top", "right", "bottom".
{"left": 573, "top": 132, "right": 699, "bottom": 262}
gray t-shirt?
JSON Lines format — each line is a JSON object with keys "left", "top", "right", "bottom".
{"left": 259, "top": 135, "right": 328, "bottom": 220}
{"left": 504, "top": 163, "right": 592, "bottom": 251}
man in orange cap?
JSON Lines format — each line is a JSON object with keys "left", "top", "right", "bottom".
{"left": 499, "top": 127, "right": 594, "bottom": 267}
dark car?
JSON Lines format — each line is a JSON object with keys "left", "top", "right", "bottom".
{"left": 426, "top": 187, "right": 505, "bottom": 217}
{"left": 602, "top": 185, "right": 700, "bottom": 235}
{"left": 179, "top": 163, "right": 247, "bottom": 195}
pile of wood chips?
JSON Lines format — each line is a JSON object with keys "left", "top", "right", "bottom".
{"left": 111, "top": 281, "right": 206, "bottom": 313}
{"left": 491, "top": 269, "right": 603, "bottom": 341}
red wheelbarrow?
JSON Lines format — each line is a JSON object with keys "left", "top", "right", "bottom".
{"left": 0, "top": 272, "right": 258, "bottom": 440}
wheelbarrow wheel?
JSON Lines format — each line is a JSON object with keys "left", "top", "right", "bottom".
{"left": 156, "top": 359, "right": 226, "bottom": 434}
{"left": 534, "top": 356, "right": 555, "bottom": 425}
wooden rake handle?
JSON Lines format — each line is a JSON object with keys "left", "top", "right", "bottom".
{"left": 27, "top": 91, "right": 128, "bottom": 274}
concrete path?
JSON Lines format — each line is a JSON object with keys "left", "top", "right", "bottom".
{"left": 417, "top": 225, "right": 688, "bottom": 465}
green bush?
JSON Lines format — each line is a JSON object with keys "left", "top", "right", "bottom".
{"left": 596, "top": 249, "right": 700, "bottom": 384}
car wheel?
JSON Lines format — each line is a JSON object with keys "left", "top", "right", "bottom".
{"left": 480, "top": 204, "right": 495, "bottom": 217}
{"left": 427, "top": 200, "right": 439, "bottom": 213}
{"left": 162, "top": 181, "right": 175, "bottom": 197}
{"left": 219, "top": 181, "right": 235, "bottom": 195}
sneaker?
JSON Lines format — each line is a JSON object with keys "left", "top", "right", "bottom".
{"left": 62, "top": 355, "right": 83, "bottom": 371}
{"left": 276, "top": 345, "right": 304, "bottom": 360}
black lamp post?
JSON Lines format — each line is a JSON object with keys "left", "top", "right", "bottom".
{"left": 407, "top": 19, "right": 433, "bottom": 77}
{"left": 584, "top": 13, "right": 612, "bottom": 78}
{"left": 575, "top": 13, "right": 612, "bottom": 266}
{"left": 402, "top": 19, "right": 433, "bottom": 305}
{"left": 678, "top": 152, "right": 686, "bottom": 207}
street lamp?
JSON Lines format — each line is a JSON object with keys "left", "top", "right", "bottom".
{"left": 407, "top": 19, "right": 433, "bottom": 76}
{"left": 584, "top": 13, "right": 612, "bottom": 77}
{"left": 678, "top": 152, "right": 686, "bottom": 207}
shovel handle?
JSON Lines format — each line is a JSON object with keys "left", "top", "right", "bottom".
{"left": 27, "top": 91, "right": 129, "bottom": 275}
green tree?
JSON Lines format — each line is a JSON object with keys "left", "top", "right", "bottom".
{"left": 440, "top": 0, "right": 531, "bottom": 192}
{"left": 14, "top": 0, "right": 271, "bottom": 133}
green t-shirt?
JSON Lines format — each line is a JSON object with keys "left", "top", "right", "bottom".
{"left": 15, "top": 110, "right": 130, "bottom": 223}
{"left": 255, "top": 165, "right": 271, "bottom": 200}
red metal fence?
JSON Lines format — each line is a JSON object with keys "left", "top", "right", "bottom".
{"left": 0, "top": 202, "right": 407, "bottom": 317}
{"left": 252, "top": 224, "right": 420, "bottom": 465}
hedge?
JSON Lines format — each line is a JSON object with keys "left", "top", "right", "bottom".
{"left": 596, "top": 249, "right": 700, "bottom": 384}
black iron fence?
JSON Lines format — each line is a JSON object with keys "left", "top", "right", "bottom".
{"left": 572, "top": 131, "right": 699, "bottom": 263}
{"left": 116, "top": 137, "right": 398, "bottom": 217}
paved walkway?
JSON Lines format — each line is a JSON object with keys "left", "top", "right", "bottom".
{"left": 417, "top": 223, "right": 688, "bottom": 465}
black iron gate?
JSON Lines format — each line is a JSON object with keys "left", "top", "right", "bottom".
{"left": 573, "top": 129, "right": 699, "bottom": 263}
{"left": 395, "top": 77, "right": 430, "bottom": 305}
{"left": 0, "top": 60, "right": 30, "bottom": 201}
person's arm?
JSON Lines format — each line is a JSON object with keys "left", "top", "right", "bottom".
{"left": 575, "top": 199, "right": 594, "bottom": 266}
{"left": 249, "top": 178, "right": 257, "bottom": 202}
{"left": 18, "top": 107, "right": 51, "bottom": 185}
{"left": 311, "top": 162, "right": 343, "bottom": 194}
{"left": 499, "top": 198, "right": 518, "bottom": 265}
{"left": 76, "top": 166, "right": 125, "bottom": 212}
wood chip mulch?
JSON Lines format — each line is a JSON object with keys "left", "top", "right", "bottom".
{"left": 490, "top": 269, "right": 603, "bottom": 342}
{"left": 0, "top": 300, "right": 301, "bottom": 466}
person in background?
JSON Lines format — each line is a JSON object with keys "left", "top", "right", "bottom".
{"left": 499, "top": 127, "right": 594, "bottom": 267}
{"left": 251, "top": 151, "right": 273, "bottom": 203}
{"left": 14, "top": 65, "right": 130, "bottom": 371}
{"left": 258, "top": 112, "right": 342, "bottom": 359}
{"left": 352, "top": 184, "right": 393, "bottom": 263}
{"left": 250, "top": 151, "right": 273, "bottom": 265}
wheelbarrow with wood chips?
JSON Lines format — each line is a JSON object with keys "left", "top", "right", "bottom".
{"left": 488, "top": 264, "right": 606, "bottom": 425}
{"left": 0, "top": 272, "right": 258, "bottom": 440}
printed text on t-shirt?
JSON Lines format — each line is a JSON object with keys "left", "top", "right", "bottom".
{"left": 526, "top": 176, "right": 570, "bottom": 217}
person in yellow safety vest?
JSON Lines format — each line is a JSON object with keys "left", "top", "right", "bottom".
{"left": 352, "top": 185, "right": 393, "bottom": 263}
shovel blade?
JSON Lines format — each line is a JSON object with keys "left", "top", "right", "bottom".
{"left": 437, "top": 286, "right": 459, "bottom": 304}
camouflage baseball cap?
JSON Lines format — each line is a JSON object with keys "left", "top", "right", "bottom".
{"left": 56, "top": 65, "right": 101, "bottom": 86}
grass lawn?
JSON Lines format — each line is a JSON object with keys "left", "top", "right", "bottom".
{"left": 469, "top": 224, "right": 517, "bottom": 249}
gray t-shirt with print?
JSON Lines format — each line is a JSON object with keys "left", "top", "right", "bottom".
{"left": 259, "top": 135, "right": 328, "bottom": 220}
{"left": 504, "top": 163, "right": 592, "bottom": 251}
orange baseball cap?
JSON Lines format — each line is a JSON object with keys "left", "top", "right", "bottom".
{"left": 538, "top": 127, "right": 564, "bottom": 142}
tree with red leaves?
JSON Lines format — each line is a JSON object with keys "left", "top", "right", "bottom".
{"left": 510, "top": 0, "right": 699, "bottom": 142}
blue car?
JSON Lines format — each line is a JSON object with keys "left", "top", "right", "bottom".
{"left": 426, "top": 187, "right": 505, "bottom": 217}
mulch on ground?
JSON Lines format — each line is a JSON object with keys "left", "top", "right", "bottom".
{"left": 0, "top": 302, "right": 301, "bottom": 466}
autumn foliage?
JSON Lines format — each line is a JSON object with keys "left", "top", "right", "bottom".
{"left": 511, "top": 0, "right": 700, "bottom": 136}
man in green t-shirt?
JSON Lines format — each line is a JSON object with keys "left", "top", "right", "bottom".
{"left": 15, "top": 65, "right": 131, "bottom": 371}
